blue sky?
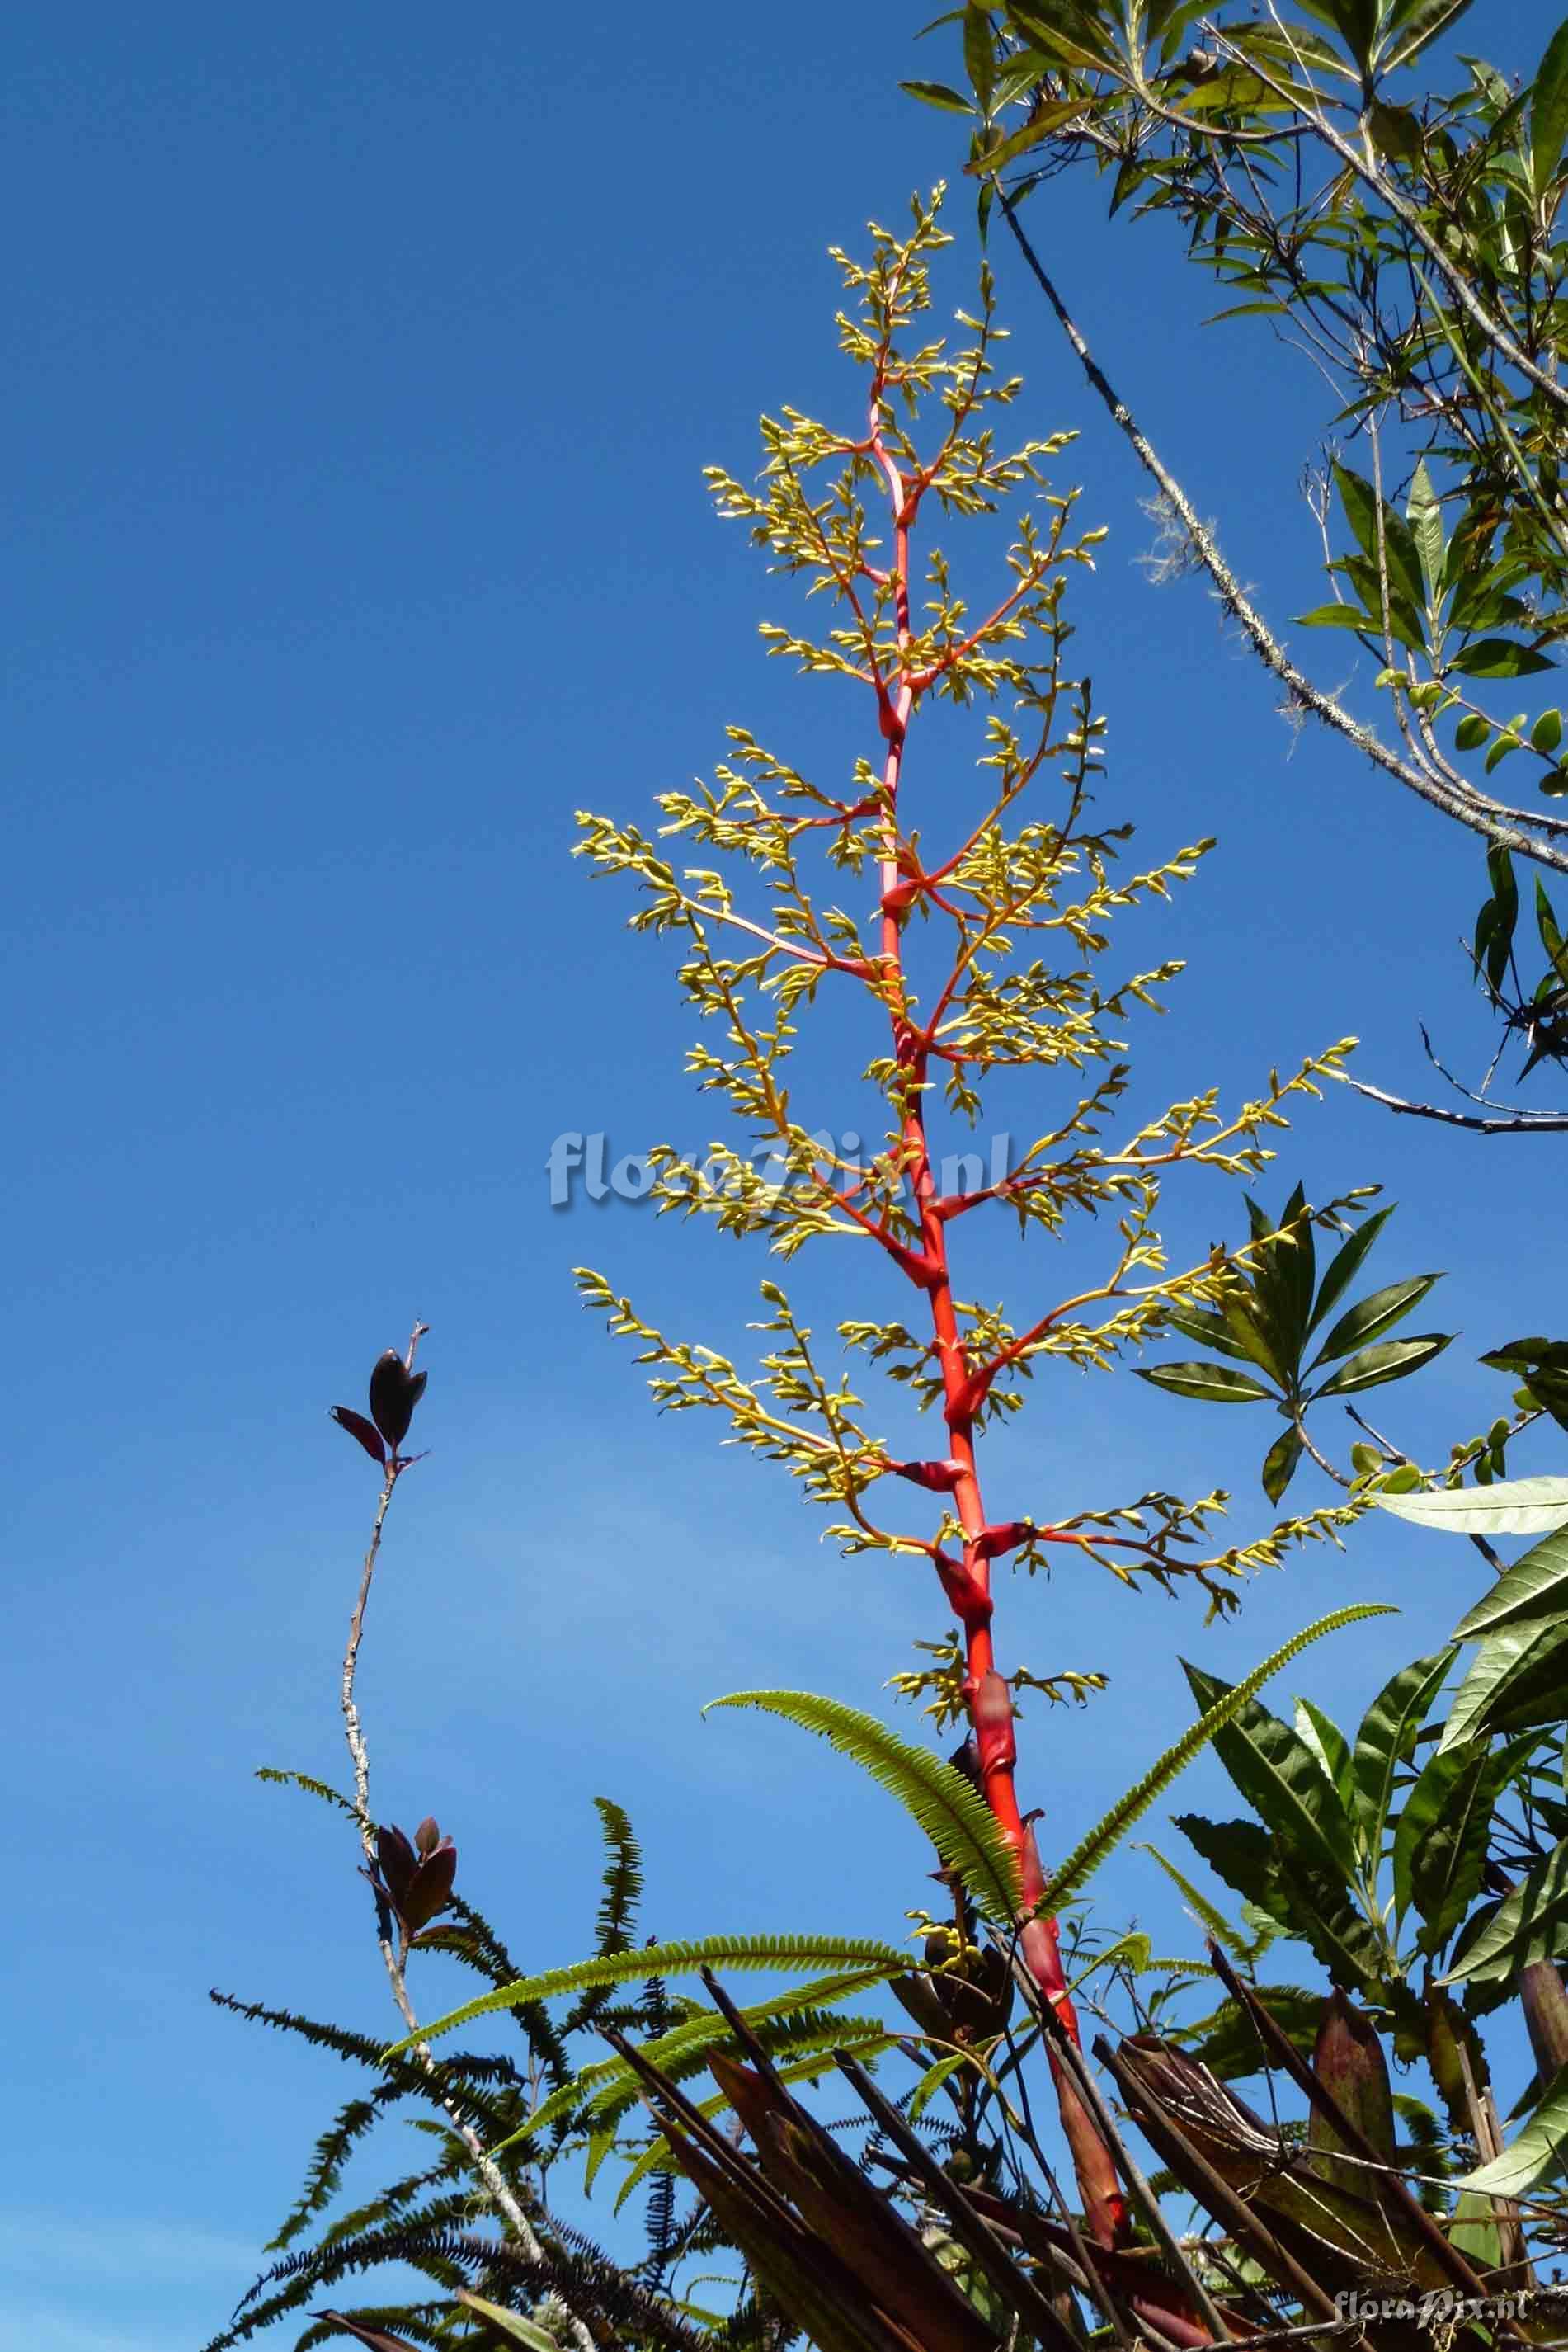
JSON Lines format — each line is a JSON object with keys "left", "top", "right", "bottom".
{"left": 7, "top": 3, "right": 1568, "bottom": 2345}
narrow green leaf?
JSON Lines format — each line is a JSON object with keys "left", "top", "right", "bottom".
{"left": 1295, "top": 1697, "right": 1354, "bottom": 1807}
{"left": 963, "top": 2, "right": 996, "bottom": 110}
{"left": 1406, "top": 458, "right": 1446, "bottom": 606}
{"left": 1454, "top": 1525, "right": 1568, "bottom": 1638}
{"left": 1440, "top": 1616, "right": 1568, "bottom": 1751}
{"left": 1333, "top": 464, "right": 1426, "bottom": 615}
{"left": 1184, "top": 1619, "right": 1397, "bottom": 1888}
{"left": 1309, "top": 1204, "right": 1395, "bottom": 1334}
{"left": 1262, "top": 1424, "right": 1304, "bottom": 1503}
{"left": 1311, "top": 1332, "right": 1450, "bottom": 1397}
{"left": 1440, "top": 1837, "right": 1568, "bottom": 1985}
{"left": 1309, "top": 1275, "right": 1439, "bottom": 1368}
{"left": 1351, "top": 1647, "right": 1456, "bottom": 1860}
{"left": 1175, "top": 1815, "right": 1282, "bottom": 1911}
{"left": 1134, "top": 1360, "right": 1274, "bottom": 1403}
{"left": 1531, "top": 15, "right": 1568, "bottom": 196}
{"left": 1163, "top": 1303, "right": 1257, "bottom": 1361}
{"left": 1449, "top": 638, "right": 1556, "bottom": 679}
{"left": 1393, "top": 1738, "right": 1502, "bottom": 1955}
{"left": 458, "top": 2293, "right": 575, "bottom": 2352}
{"left": 899, "top": 78, "right": 977, "bottom": 112}
{"left": 1377, "top": 1474, "right": 1568, "bottom": 1538}
{"left": 1462, "top": 2065, "right": 1568, "bottom": 2196}
{"left": 1042, "top": 1606, "right": 1391, "bottom": 1911}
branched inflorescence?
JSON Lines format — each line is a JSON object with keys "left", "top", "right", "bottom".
{"left": 575, "top": 188, "right": 1358, "bottom": 2241}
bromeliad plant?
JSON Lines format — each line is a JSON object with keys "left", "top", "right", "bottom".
{"left": 553, "top": 188, "right": 1376, "bottom": 2248}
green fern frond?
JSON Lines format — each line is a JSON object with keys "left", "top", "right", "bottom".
{"left": 393, "top": 1934, "right": 911, "bottom": 2057}
{"left": 704, "top": 1690, "right": 1024, "bottom": 1921}
{"left": 593, "top": 1796, "right": 643, "bottom": 1955}
{"left": 267, "top": 2091, "right": 384, "bottom": 2250}
{"left": 254, "top": 1766, "right": 359, "bottom": 1817}
{"left": 1037, "top": 1604, "right": 1393, "bottom": 1913}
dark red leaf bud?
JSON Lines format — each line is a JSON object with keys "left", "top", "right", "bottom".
{"left": 368, "top": 1350, "right": 428, "bottom": 1449}
{"left": 329, "top": 1407, "right": 386, "bottom": 1467}
{"left": 412, "top": 1816, "right": 441, "bottom": 1858}
{"left": 400, "top": 1838, "right": 457, "bottom": 1930}
{"left": 374, "top": 1825, "right": 417, "bottom": 1905}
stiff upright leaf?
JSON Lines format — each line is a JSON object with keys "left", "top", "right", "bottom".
{"left": 1040, "top": 1605, "right": 1389, "bottom": 1911}
{"left": 1183, "top": 1661, "right": 1367, "bottom": 1887}
{"left": 1309, "top": 1204, "right": 1396, "bottom": 1334}
{"left": 1460, "top": 2065, "right": 1568, "bottom": 2197}
{"left": 1531, "top": 14, "right": 1568, "bottom": 197}
{"left": 1351, "top": 1647, "right": 1455, "bottom": 1859}
{"left": 1392, "top": 1737, "right": 1504, "bottom": 1956}
{"left": 1441, "top": 1837, "right": 1568, "bottom": 1986}
{"left": 1441, "top": 1615, "right": 1568, "bottom": 1751}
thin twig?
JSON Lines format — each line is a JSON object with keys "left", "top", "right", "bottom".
{"left": 991, "top": 189, "right": 1568, "bottom": 874}
{"left": 338, "top": 1322, "right": 596, "bottom": 2352}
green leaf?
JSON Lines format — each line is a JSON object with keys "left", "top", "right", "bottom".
{"left": 1311, "top": 1333, "right": 1450, "bottom": 1397}
{"left": 1460, "top": 2064, "right": 1568, "bottom": 2196}
{"left": 1406, "top": 458, "right": 1446, "bottom": 606}
{"left": 457, "top": 2293, "right": 577, "bottom": 2352}
{"left": 969, "top": 97, "right": 1094, "bottom": 172}
{"left": 1382, "top": 0, "right": 1473, "bottom": 73}
{"left": 1134, "top": 1360, "right": 1275, "bottom": 1402}
{"left": 1184, "top": 1628, "right": 1400, "bottom": 1888}
{"left": 1309, "top": 1205, "right": 1395, "bottom": 1335}
{"left": 1295, "top": 602, "right": 1391, "bottom": 638}
{"left": 704, "top": 1690, "right": 1024, "bottom": 1920}
{"left": 1309, "top": 1275, "right": 1439, "bottom": 1368}
{"left": 963, "top": 2, "right": 996, "bottom": 111}
{"left": 1351, "top": 1647, "right": 1456, "bottom": 1861}
{"left": 1454, "top": 1524, "right": 1568, "bottom": 1639}
{"left": 1393, "top": 1737, "right": 1503, "bottom": 1955}
{"left": 1454, "top": 712, "right": 1491, "bottom": 751}
{"left": 1295, "top": 1697, "right": 1354, "bottom": 1807}
{"left": 1377, "top": 1474, "right": 1568, "bottom": 1538}
{"left": 1333, "top": 464, "right": 1427, "bottom": 615}
{"left": 1179, "top": 1986, "right": 1325, "bottom": 2078}
{"left": 1039, "top": 1605, "right": 1391, "bottom": 1911}
{"left": 1175, "top": 1815, "right": 1281, "bottom": 1911}
{"left": 1263, "top": 1424, "right": 1304, "bottom": 1503}
{"left": 1531, "top": 15, "right": 1568, "bottom": 196}
{"left": 391, "top": 1933, "right": 913, "bottom": 2053}
{"left": 1533, "top": 709, "right": 1564, "bottom": 754}
{"left": 1441, "top": 1839, "right": 1568, "bottom": 1985}
{"left": 899, "top": 78, "right": 977, "bottom": 112}
{"left": 1449, "top": 638, "right": 1556, "bottom": 679}
{"left": 1441, "top": 1616, "right": 1568, "bottom": 1751}
{"left": 1163, "top": 1303, "right": 1260, "bottom": 1362}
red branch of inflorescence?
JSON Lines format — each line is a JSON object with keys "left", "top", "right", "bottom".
{"left": 852, "top": 289, "right": 1130, "bottom": 2250}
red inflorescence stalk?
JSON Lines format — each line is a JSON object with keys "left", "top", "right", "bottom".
{"left": 864, "top": 362, "right": 1129, "bottom": 2249}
